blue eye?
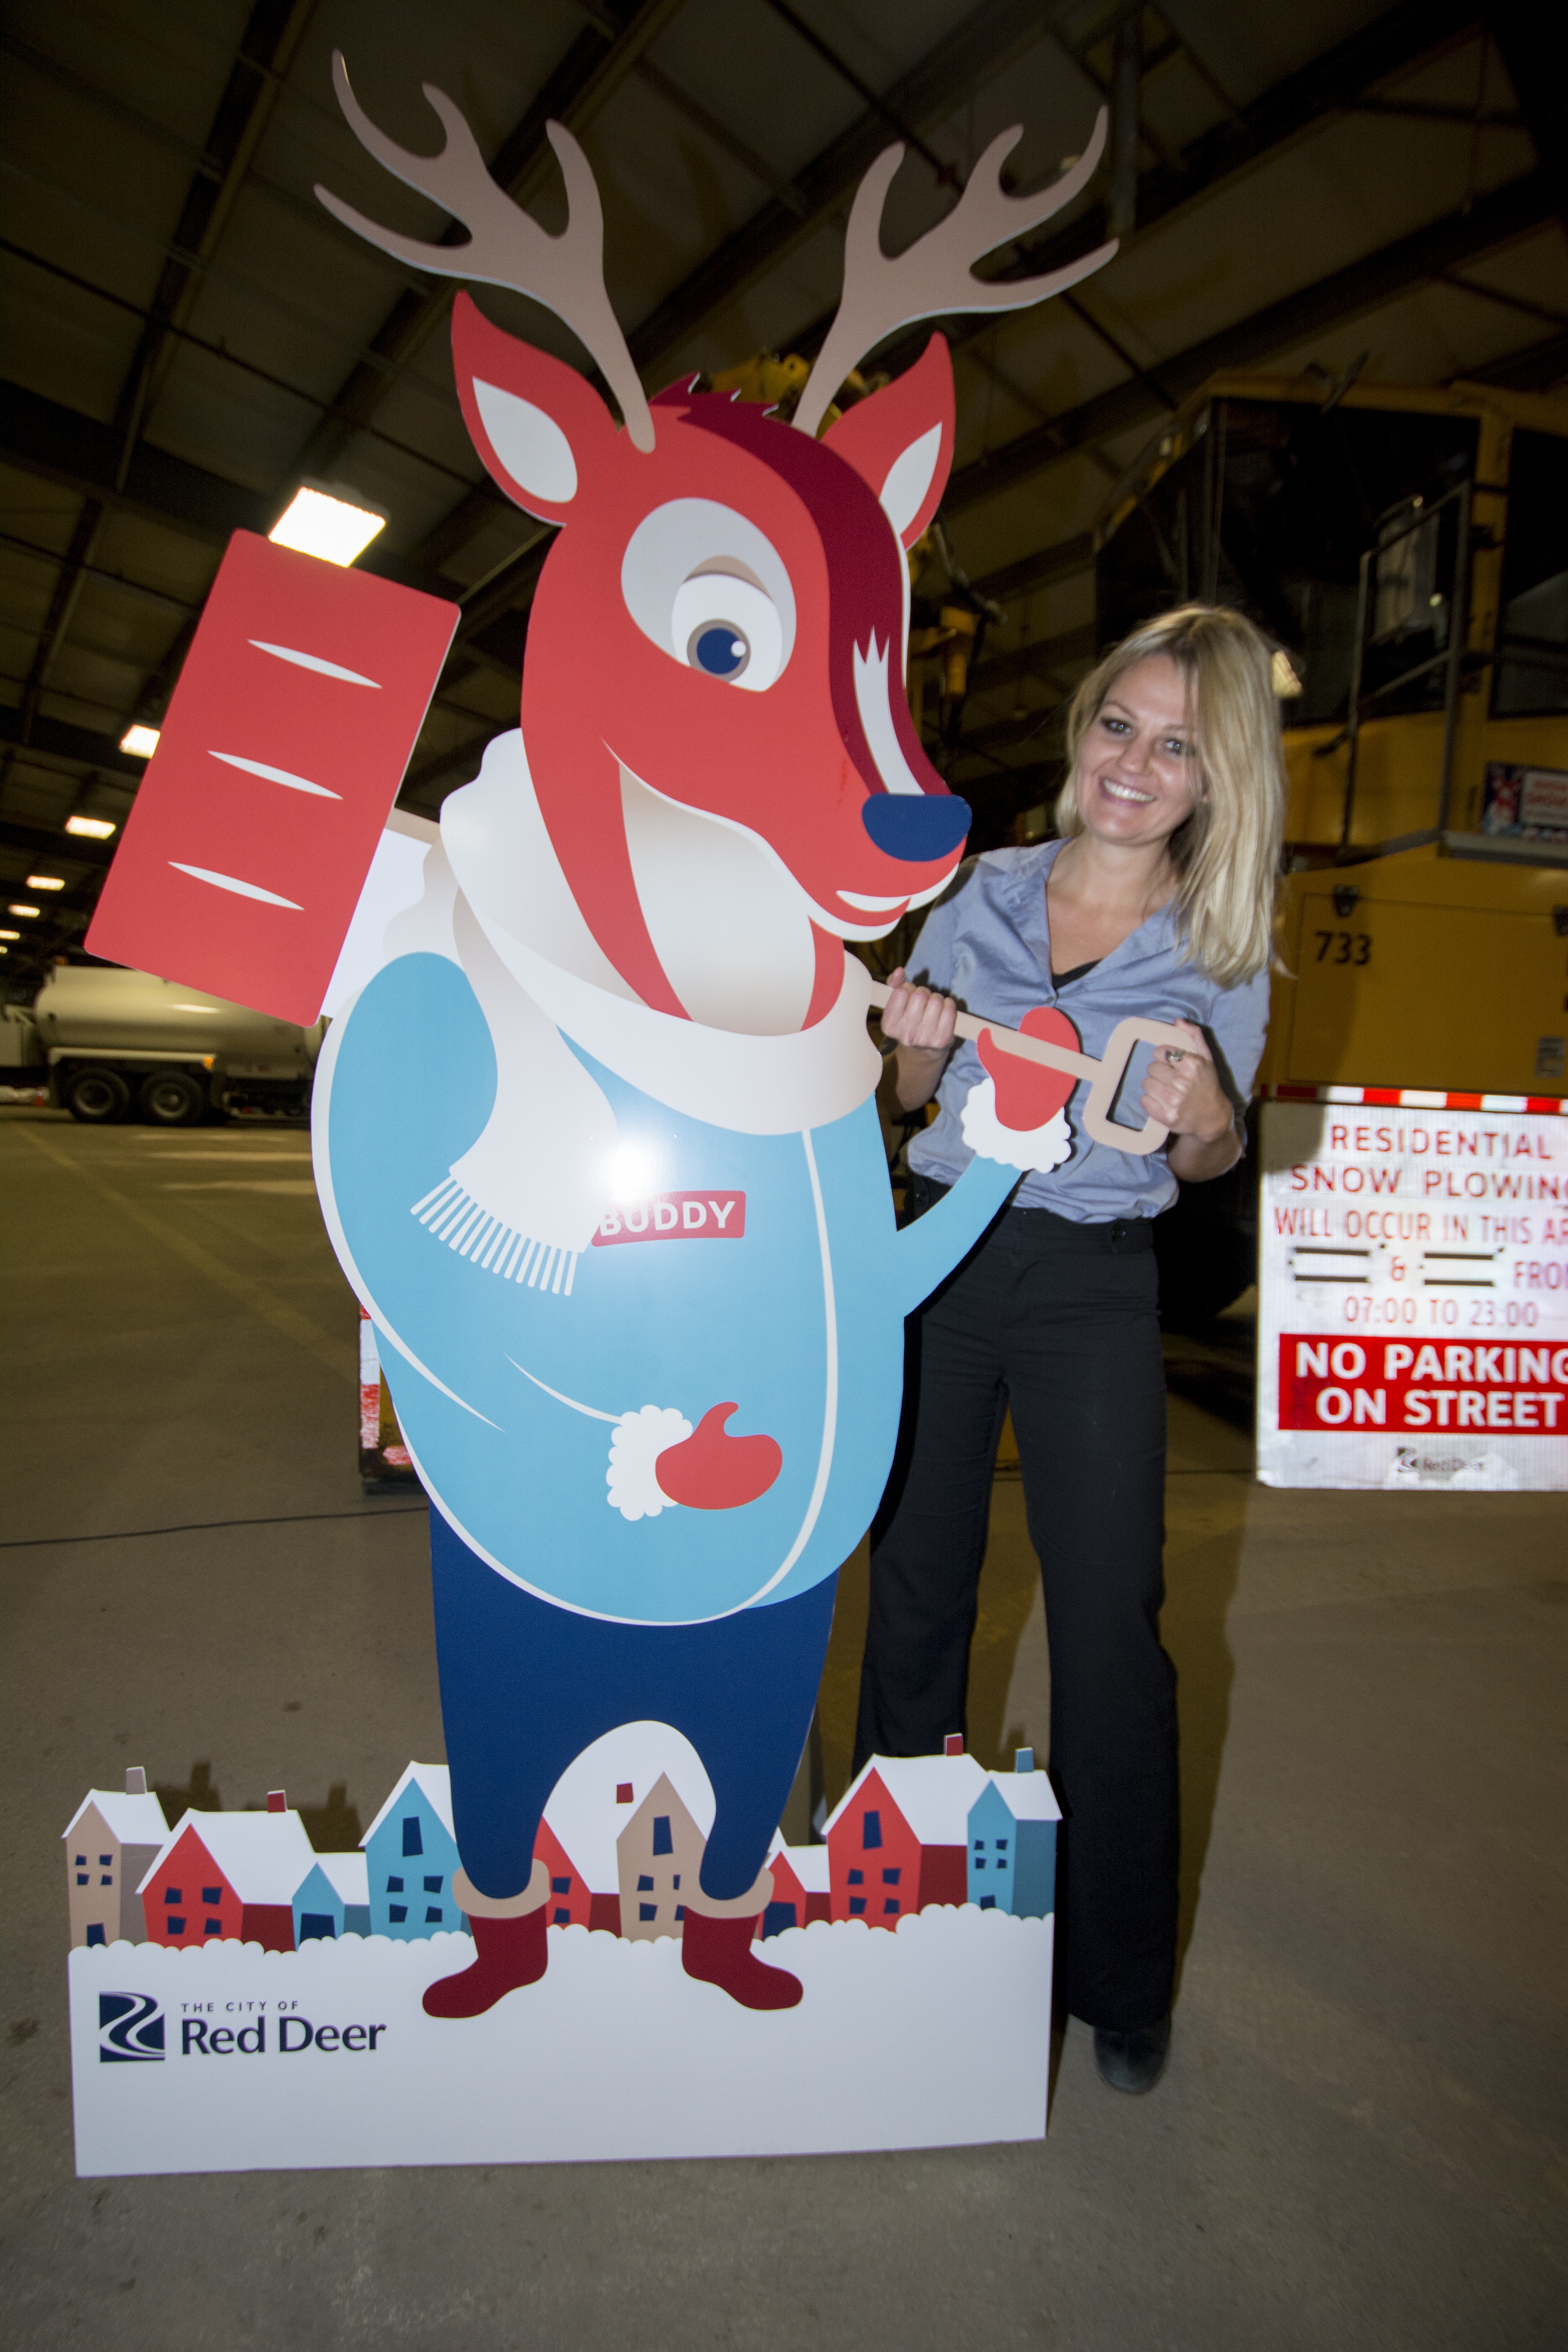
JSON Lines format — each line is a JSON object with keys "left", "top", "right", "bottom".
{"left": 688, "top": 623, "right": 751, "bottom": 679}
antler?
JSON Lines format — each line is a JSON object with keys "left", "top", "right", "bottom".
{"left": 316, "top": 53, "right": 655, "bottom": 453}
{"left": 794, "top": 113, "right": 1117, "bottom": 439}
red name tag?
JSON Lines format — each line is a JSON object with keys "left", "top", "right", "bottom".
{"left": 87, "top": 533, "right": 457, "bottom": 1025}
{"left": 593, "top": 1193, "right": 746, "bottom": 1246}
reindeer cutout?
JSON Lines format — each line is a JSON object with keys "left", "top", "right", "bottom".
{"left": 304, "top": 59, "right": 1139, "bottom": 2020}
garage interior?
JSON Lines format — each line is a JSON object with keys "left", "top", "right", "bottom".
{"left": 2, "top": 2, "right": 1565, "bottom": 2346}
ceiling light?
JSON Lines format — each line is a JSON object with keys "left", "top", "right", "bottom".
{"left": 120, "top": 724, "right": 161, "bottom": 757}
{"left": 9, "top": 904, "right": 41, "bottom": 918}
{"left": 0, "top": 928, "right": 18, "bottom": 940}
{"left": 269, "top": 486, "right": 386, "bottom": 568}
{"left": 1271, "top": 650, "right": 1304, "bottom": 698}
{"left": 27, "top": 875, "right": 65, "bottom": 891}
{"left": 66, "top": 814, "right": 117, "bottom": 839}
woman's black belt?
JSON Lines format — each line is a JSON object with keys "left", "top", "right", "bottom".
{"left": 902, "top": 1169, "right": 1153, "bottom": 1254}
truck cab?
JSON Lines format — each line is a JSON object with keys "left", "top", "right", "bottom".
{"left": 1095, "top": 371, "right": 1568, "bottom": 1319}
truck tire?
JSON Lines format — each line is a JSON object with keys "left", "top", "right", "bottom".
{"left": 62, "top": 1066, "right": 130, "bottom": 1124}
{"left": 139, "top": 1069, "right": 207, "bottom": 1126}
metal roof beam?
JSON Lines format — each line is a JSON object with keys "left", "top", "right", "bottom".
{"left": 0, "top": 381, "right": 270, "bottom": 546}
{"left": 625, "top": 0, "right": 1050, "bottom": 385}
{"left": 964, "top": 622, "right": 1098, "bottom": 701}
{"left": 944, "top": 169, "right": 1555, "bottom": 515}
{"left": 2, "top": 0, "right": 314, "bottom": 811}
{"left": 1487, "top": 3, "right": 1568, "bottom": 234}
{"left": 116, "top": 0, "right": 316, "bottom": 455}
{"left": 0, "top": 706, "right": 148, "bottom": 780}
{"left": 397, "top": 0, "right": 1049, "bottom": 583}
{"left": 1460, "top": 326, "right": 1568, "bottom": 393}
{"left": 970, "top": 534, "right": 1096, "bottom": 606}
{"left": 0, "top": 815, "right": 114, "bottom": 870}
{"left": 295, "top": 0, "right": 690, "bottom": 485}
{"left": 787, "top": 0, "right": 1482, "bottom": 390}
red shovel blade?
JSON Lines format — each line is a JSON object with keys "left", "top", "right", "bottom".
{"left": 87, "top": 533, "right": 458, "bottom": 1024}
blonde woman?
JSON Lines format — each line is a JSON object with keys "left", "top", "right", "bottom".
{"left": 860, "top": 605, "right": 1284, "bottom": 2096}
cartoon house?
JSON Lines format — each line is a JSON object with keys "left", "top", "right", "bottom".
{"left": 617, "top": 1773, "right": 706, "bottom": 1944}
{"left": 63, "top": 1767, "right": 167, "bottom": 1948}
{"left": 540, "top": 1722, "right": 717, "bottom": 1939}
{"left": 967, "top": 1748, "right": 1060, "bottom": 1918}
{"left": 292, "top": 1851, "right": 372, "bottom": 1944}
{"left": 532, "top": 1817, "right": 594, "bottom": 1931}
{"left": 361, "top": 1764, "right": 466, "bottom": 1940}
{"left": 824, "top": 1743, "right": 988, "bottom": 1927}
{"left": 760, "top": 1836, "right": 831, "bottom": 1939}
{"left": 138, "top": 1795, "right": 316, "bottom": 1952}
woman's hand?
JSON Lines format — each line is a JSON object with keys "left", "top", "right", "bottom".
{"left": 1141, "top": 1019, "right": 1241, "bottom": 1180}
{"left": 881, "top": 966, "right": 957, "bottom": 1053}
{"left": 879, "top": 966, "right": 958, "bottom": 1112}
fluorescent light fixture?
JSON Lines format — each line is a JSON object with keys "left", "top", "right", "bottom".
{"left": 120, "top": 724, "right": 161, "bottom": 757}
{"left": 1271, "top": 650, "right": 1304, "bottom": 698}
{"left": 27, "top": 875, "right": 65, "bottom": 891}
{"left": 66, "top": 814, "right": 117, "bottom": 839}
{"left": 9, "top": 904, "right": 41, "bottom": 918}
{"left": 0, "top": 928, "right": 19, "bottom": 940}
{"left": 269, "top": 486, "right": 386, "bottom": 568}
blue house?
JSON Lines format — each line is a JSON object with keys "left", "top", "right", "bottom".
{"left": 293, "top": 1851, "right": 372, "bottom": 1944}
{"left": 361, "top": 1763, "right": 469, "bottom": 1941}
{"left": 966, "top": 1748, "right": 1059, "bottom": 1919}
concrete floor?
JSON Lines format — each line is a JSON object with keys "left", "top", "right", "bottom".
{"left": 2, "top": 1108, "right": 1564, "bottom": 2350}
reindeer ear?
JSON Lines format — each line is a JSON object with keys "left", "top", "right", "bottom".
{"left": 824, "top": 336, "right": 955, "bottom": 549}
{"left": 451, "top": 290, "right": 626, "bottom": 525}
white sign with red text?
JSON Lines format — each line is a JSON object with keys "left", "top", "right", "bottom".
{"left": 1258, "top": 1100, "right": 1568, "bottom": 1490}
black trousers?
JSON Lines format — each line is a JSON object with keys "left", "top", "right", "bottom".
{"left": 855, "top": 1181, "right": 1177, "bottom": 2031}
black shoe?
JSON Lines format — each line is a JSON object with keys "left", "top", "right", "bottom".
{"left": 1093, "top": 2014, "right": 1171, "bottom": 2094}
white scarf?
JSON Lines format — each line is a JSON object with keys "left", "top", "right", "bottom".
{"left": 398, "top": 732, "right": 881, "bottom": 1294}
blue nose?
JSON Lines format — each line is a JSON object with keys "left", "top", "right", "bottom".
{"left": 860, "top": 791, "right": 972, "bottom": 863}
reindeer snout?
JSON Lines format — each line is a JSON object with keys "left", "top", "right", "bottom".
{"left": 860, "top": 793, "right": 972, "bottom": 863}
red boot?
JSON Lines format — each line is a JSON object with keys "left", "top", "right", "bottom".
{"left": 682, "top": 1909, "right": 802, "bottom": 2011}
{"left": 422, "top": 1908, "right": 548, "bottom": 2019}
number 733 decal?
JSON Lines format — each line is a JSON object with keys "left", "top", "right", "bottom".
{"left": 1314, "top": 929, "right": 1372, "bottom": 965}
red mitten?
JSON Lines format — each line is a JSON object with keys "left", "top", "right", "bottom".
{"left": 656, "top": 1405, "right": 782, "bottom": 1510}
{"left": 976, "top": 1005, "right": 1081, "bottom": 1132}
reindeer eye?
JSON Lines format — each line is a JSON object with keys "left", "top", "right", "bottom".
{"left": 670, "top": 572, "right": 782, "bottom": 690}
{"left": 622, "top": 499, "right": 796, "bottom": 691}
{"left": 688, "top": 625, "right": 750, "bottom": 679}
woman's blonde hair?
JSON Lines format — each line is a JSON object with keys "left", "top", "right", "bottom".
{"left": 1054, "top": 604, "right": 1285, "bottom": 986}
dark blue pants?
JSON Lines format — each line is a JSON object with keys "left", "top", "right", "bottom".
{"left": 855, "top": 1194, "right": 1177, "bottom": 2032}
{"left": 429, "top": 1510, "right": 837, "bottom": 1903}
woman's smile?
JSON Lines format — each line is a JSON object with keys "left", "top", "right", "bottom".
{"left": 1080, "top": 653, "right": 1200, "bottom": 845}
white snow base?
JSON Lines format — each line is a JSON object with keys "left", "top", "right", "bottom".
{"left": 71, "top": 1907, "right": 1054, "bottom": 2176}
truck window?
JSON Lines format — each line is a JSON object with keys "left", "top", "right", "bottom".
{"left": 1491, "top": 429, "right": 1568, "bottom": 719}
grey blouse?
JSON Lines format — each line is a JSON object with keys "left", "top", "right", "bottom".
{"left": 904, "top": 840, "right": 1271, "bottom": 1225}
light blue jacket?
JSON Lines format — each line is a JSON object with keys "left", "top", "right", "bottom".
{"left": 321, "top": 951, "right": 1017, "bottom": 1626}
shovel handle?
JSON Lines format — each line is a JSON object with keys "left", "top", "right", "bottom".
{"left": 867, "top": 983, "right": 1192, "bottom": 1158}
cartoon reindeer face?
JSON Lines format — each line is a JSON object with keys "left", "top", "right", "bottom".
{"left": 319, "top": 60, "right": 1113, "bottom": 1020}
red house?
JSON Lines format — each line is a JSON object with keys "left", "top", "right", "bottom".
{"left": 761, "top": 1838, "right": 831, "bottom": 1938}
{"left": 533, "top": 1818, "right": 602, "bottom": 1931}
{"left": 823, "top": 1750, "right": 987, "bottom": 1928}
{"left": 138, "top": 1804, "right": 316, "bottom": 1953}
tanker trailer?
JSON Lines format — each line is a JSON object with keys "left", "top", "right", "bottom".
{"left": 31, "top": 965, "right": 324, "bottom": 1125}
